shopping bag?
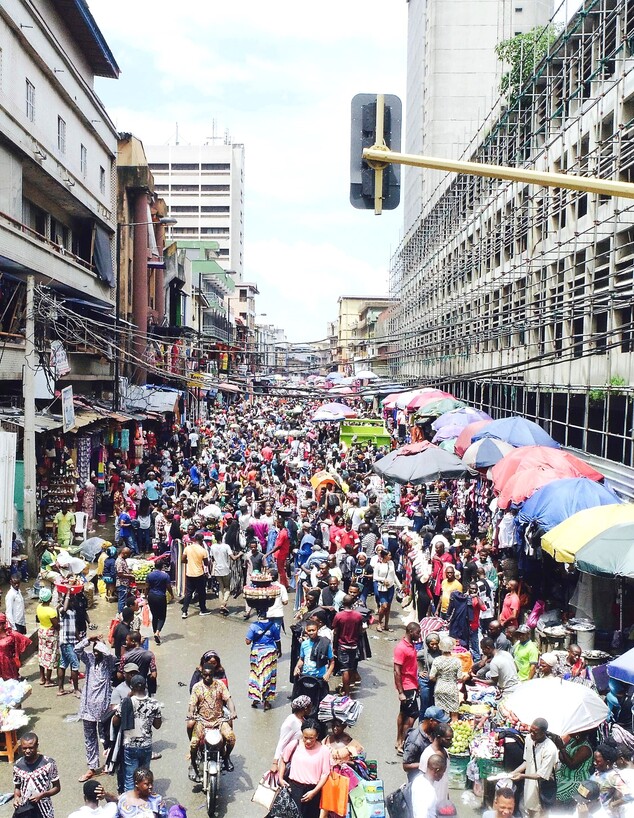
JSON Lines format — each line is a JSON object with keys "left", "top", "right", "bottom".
{"left": 320, "top": 771, "right": 350, "bottom": 817}
{"left": 251, "top": 771, "right": 279, "bottom": 811}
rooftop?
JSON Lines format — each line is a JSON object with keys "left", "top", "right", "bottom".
{"left": 53, "top": 0, "right": 120, "bottom": 78}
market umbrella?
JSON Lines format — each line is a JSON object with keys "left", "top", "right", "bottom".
{"left": 432, "top": 406, "right": 492, "bottom": 431}
{"left": 454, "top": 420, "right": 493, "bottom": 458}
{"left": 490, "top": 446, "right": 603, "bottom": 491}
{"left": 415, "top": 398, "right": 466, "bottom": 418}
{"left": 432, "top": 423, "right": 466, "bottom": 443}
{"left": 355, "top": 370, "right": 378, "bottom": 379}
{"left": 310, "top": 469, "right": 344, "bottom": 491}
{"left": 541, "top": 503, "right": 634, "bottom": 563}
{"left": 517, "top": 478, "right": 620, "bottom": 533}
{"left": 472, "top": 417, "right": 560, "bottom": 449}
{"left": 395, "top": 388, "right": 441, "bottom": 410}
{"left": 501, "top": 678, "right": 608, "bottom": 735}
{"left": 607, "top": 647, "right": 634, "bottom": 685}
{"left": 372, "top": 440, "right": 476, "bottom": 484}
{"left": 407, "top": 392, "right": 457, "bottom": 412}
{"left": 497, "top": 467, "right": 585, "bottom": 510}
{"left": 575, "top": 522, "right": 634, "bottom": 578}
{"left": 462, "top": 438, "right": 515, "bottom": 470}
{"left": 316, "top": 402, "right": 357, "bottom": 417}
{"left": 438, "top": 439, "right": 457, "bottom": 453}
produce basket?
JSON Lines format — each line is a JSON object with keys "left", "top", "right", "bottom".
{"left": 55, "top": 582, "right": 84, "bottom": 595}
{"left": 477, "top": 757, "right": 505, "bottom": 780}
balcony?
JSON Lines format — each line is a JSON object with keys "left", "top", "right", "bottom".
{"left": 202, "top": 313, "right": 234, "bottom": 344}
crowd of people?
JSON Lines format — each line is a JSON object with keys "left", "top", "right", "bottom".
{"left": 3, "top": 394, "right": 632, "bottom": 818}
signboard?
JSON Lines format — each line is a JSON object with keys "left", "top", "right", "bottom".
{"left": 0, "top": 431, "right": 16, "bottom": 566}
{"left": 61, "top": 386, "right": 75, "bottom": 432}
{"left": 50, "top": 341, "right": 71, "bottom": 378}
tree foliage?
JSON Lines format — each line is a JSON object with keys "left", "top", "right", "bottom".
{"left": 496, "top": 25, "right": 561, "bottom": 102}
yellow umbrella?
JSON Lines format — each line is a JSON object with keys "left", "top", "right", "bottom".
{"left": 541, "top": 502, "right": 634, "bottom": 563}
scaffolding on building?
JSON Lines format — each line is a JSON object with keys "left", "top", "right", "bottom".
{"left": 389, "top": 0, "right": 634, "bottom": 464}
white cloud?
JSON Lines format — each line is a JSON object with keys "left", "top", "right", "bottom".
{"left": 89, "top": 0, "right": 407, "bottom": 341}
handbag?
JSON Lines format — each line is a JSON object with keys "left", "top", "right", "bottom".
{"left": 268, "top": 786, "right": 301, "bottom": 818}
{"left": 320, "top": 770, "right": 350, "bottom": 817}
{"left": 14, "top": 803, "right": 41, "bottom": 818}
{"left": 251, "top": 771, "right": 279, "bottom": 811}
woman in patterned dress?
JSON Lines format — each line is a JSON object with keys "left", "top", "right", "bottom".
{"left": 429, "top": 636, "right": 467, "bottom": 719}
{"left": 246, "top": 614, "right": 281, "bottom": 711}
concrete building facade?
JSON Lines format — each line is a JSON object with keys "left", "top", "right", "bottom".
{"left": 146, "top": 142, "right": 245, "bottom": 277}
{"left": 336, "top": 296, "right": 398, "bottom": 372}
{"left": 0, "top": 0, "right": 119, "bottom": 400}
{"left": 404, "top": 0, "right": 553, "bottom": 229}
{"left": 391, "top": 0, "right": 634, "bottom": 466}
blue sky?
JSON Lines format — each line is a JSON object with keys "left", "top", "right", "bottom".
{"left": 89, "top": 0, "right": 408, "bottom": 342}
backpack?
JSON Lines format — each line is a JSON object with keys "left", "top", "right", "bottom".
{"left": 386, "top": 781, "right": 413, "bottom": 818}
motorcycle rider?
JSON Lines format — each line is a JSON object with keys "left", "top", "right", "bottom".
{"left": 187, "top": 663, "right": 237, "bottom": 779}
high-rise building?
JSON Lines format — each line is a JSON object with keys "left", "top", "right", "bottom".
{"left": 404, "top": 0, "right": 553, "bottom": 229}
{"left": 146, "top": 142, "right": 245, "bottom": 277}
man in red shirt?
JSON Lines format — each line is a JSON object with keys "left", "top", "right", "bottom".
{"left": 332, "top": 595, "right": 364, "bottom": 695}
{"left": 393, "top": 621, "right": 422, "bottom": 754}
{"left": 499, "top": 579, "right": 520, "bottom": 629}
{"left": 336, "top": 520, "right": 360, "bottom": 555}
{"left": 270, "top": 517, "right": 290, "bottom": 587}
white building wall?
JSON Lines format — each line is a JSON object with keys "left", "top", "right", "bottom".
{"left": 146, "top": 143, "right": 245, "bottom": 277}
{"left": 404, "top": 0, "right": 554, "bottom": 232}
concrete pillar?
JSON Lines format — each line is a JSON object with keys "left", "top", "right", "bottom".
{"left": 132, "top": 193, "right": 149, "bottom": 384}
{"left": 154, "top": 222, "right": 165, "bottom": 324}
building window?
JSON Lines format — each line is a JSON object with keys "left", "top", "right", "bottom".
{"left": 99, "top": 166, "right": 106, "bottom": 194}
{"left": 26, "top": 79, "right": 35, "bottom": 121}
{"left": 239, "top": 289, "right": 247, "bottom": 302}
{"left": 57, "top": 117, "right": 66, "bottom": 153}
{"left": 80, "top": 144, "right": 87, "bottom": 177}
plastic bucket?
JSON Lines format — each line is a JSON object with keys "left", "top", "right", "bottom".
{"left": 570, "top": 623, "right": 596, "bottom": 652}
{"left": 448, "top": 753, "right": 470, "bottom": 789}
{"left": 97, "top": 513, "right": 107, "bottom": 524}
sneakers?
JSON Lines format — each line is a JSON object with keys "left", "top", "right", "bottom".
{"left": 181, "top": 612, "right": 188, "bottom": 619}
{"left": 199, "top": 611, "right": 212, "bottom": 617}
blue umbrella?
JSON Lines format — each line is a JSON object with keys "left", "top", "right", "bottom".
{"left": 471, "top": 417, "right": 559, "bottom": 448}
{"left": 608, "top": 646, "right": 634, "bottom": 685}
{"left": 517, "top": 477, "right": 620, "bottom": 532}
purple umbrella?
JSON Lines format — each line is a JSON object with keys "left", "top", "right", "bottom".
{"left": 432, "top": 407, "right": 492, "bottom": 432}
{"left": 432, "top": 423, "right": 466, "bottom": 443}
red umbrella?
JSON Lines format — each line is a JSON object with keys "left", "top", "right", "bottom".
{"left": 491, "top": 446, "right": 603, "bottom": 492}
{"left": 454, "top": 420, "right": 492, "bottom": 458}
{"left": 407, "top": 390, "right": 455, "bottom": 411}
{"left": 497, "top": 468, "right": 582, "bottom": 509}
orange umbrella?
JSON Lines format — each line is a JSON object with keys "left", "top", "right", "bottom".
{"left": 491, "top": 446, "right": 603, "bottom": 492}
{"left": 454, "top": 420, "right": 492, "bottom": 458}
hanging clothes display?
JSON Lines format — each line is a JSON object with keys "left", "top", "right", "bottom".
{"left": 120, "top": 428, "right": 130, "bottom": 452}
{"left": 76, "top": 437, "right": 91, "bottom": 484}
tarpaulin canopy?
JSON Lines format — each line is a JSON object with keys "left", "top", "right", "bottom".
{"left": 517, "top": 478, "right": 620, "bottom": 533}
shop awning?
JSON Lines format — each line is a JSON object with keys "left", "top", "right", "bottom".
{"left": 218, "top": 382, "right": 241, "bottom": 394}
{"left": 123, "top": 385, "right": 182, "bottom": 413}
{"left": 0, "top": 409, "right": 63, "bottom": 433}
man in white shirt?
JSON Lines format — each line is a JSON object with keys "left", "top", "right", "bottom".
{"left": 511, "top": 718, "right": 559, "bottom": 817}
{"left": 411, "top": 753, "right": 447, "bottom": 818}
{"left": 209, "top": 539, "right": 240, "bottom": 616}
{"left": 5, "top": 577, "right": 26, "bottom": 634}
{"left": 68, "top": 780, "right": 118, "bottom": 818}
{"left": 266, "top": 568, "right": 289, "bottom": 633}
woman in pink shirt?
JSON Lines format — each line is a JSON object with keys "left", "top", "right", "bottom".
{"left": 279, "top": 718, "right": 331, "bottom": 818}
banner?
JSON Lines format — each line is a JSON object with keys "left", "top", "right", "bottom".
{"left": 50, "top": 340, "right": 71, "bottom": 378}
{"left": 61, "top": 385, "right": 75, "bottom": 432}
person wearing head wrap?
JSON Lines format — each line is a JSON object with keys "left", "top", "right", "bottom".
{"left": 536, "top": 651, "right": 563, "bottom": 679}
{"left": 0, "top": 612, "right": 31, "bottom": 680}
{"left": 36, "top": 588, "right": 59, "bottom": 686}
{"left": 429, "top": 636, "right": 469, "bottom": 718}
{"left": 270, "top": 695, "right": 314, "bottom": 773}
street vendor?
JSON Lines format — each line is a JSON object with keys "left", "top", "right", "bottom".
{"left": 511, "top": 718, "right": 559, "bottom": 817}
{"left": 52, "top": 501, "right": 76, "bottom": 549}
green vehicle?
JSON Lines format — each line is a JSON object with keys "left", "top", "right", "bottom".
{"left": 340, "top": 418, "right": 391, "bottom": 448}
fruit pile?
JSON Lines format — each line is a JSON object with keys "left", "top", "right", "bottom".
{"left": 448, "top": 720, "right": 474, "bottom": 754}
{"left": 131, "top": 560, "right": 153, "bottom": 583}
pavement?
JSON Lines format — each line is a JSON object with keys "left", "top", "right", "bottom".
{"left": 0, "top": 586, "right": 481, "bottom": 817}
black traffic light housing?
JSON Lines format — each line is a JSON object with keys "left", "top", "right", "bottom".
{"left": 350, "top": 93, "right": 402, "bottom": 211}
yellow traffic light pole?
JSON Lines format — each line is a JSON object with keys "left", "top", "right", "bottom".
{"left": 362, "top": 145, "right": 634, "bottom": 202}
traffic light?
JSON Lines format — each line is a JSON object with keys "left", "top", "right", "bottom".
{"left": 350, "top": 93, "right": 402, "bottom": 212}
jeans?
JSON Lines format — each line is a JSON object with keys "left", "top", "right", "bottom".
{"left": 137, "top": 528, "right": 151, "bottom": 553}
{"left": 117, "top": 584, "right": 129, "bottom": 613}
{"left": 469, "top": 629, "right": 481, "bottom": 661}
{"left": 123, "top": 745, "right": 152, "bottom": 791}
{"left": 182, "top": 575, "right": 208, "bottom": 614}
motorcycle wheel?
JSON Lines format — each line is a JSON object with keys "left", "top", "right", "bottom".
{"left": 206, "top": 768, "right": 218, "bottom": 818}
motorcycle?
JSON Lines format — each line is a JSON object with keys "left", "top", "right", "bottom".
{"left": 194, "top": 717, "right": 230, "bottom": 817}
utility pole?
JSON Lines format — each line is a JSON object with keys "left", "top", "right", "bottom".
{"left": 23, "top": 274, "right": 38, "bottom": 573}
